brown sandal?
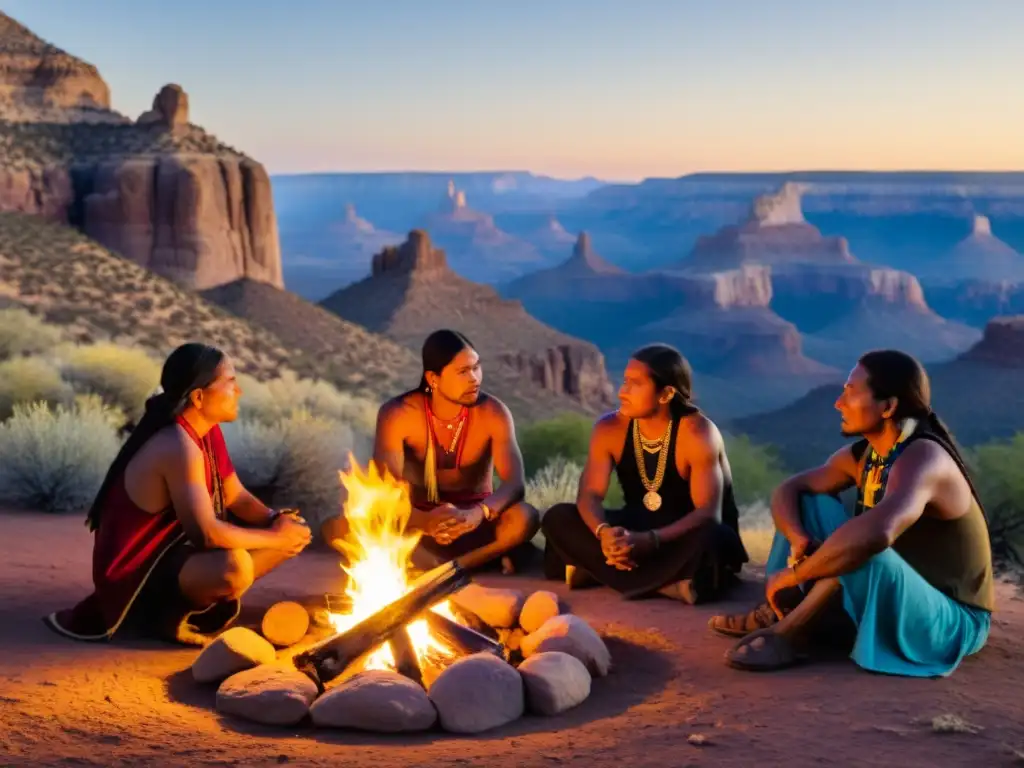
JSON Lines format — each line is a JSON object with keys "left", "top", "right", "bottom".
{"left": 708, "top": 602, "right": 778, "bottom": 638}
{"left": 725, "top": 628, "right": 806, "bottom": 671}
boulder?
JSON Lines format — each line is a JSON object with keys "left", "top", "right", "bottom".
{"left": 428, "top": 652, "right": 524, "bottom": 733}
{"left": 261, "top": 601, "right": 310, "bottom": 647}
{"left": 136, "top": 84, "right": 189, "bottom": 129}
{"left": 191, "top": 627, "right": 276, "bottom": 683}
{"left": 310, "top": 669, "right": 436, "bottom": 732}
{"left": 519, "top": 591, "right": 561, "bottom": 633}
{"left": 216, "top": 664, "right": 318, "bottom": 726}
{"left": 497, "top": 627, "right": 525, "bottom": 652}
{"left": 450, "top": 583, "right": 526, "bottom": 629}
{"left": 521, "top": 615, "right": 611, "bottom": 677}
{"left": 518, "top": 652, "right": 591, "bottom": 716}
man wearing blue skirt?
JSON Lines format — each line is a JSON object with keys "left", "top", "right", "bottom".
{"left": 710, "top": 350, "right": 994, "bottom": 677}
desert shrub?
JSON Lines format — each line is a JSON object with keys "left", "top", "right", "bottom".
{"left": 518, "top": 413, "right": 594, "bottom": 478}
{"left": 58, "top": 343, "right": 161, "bottom": 422}
{"left": 0, "top": 355, "right": 73, "bottom": 419}
{"left": 725, "top": 433, "right": 787, "bottom": 507}
{"left": 238, "top": 371, "right": 378, "bottom": 435}
{"left": 221, "top": 409, "right": 373, "bottom": 532}
{"left": 526, "top": 457, "right": 583, "bottom": 513}
{"left": 0, "top": 308, "right": 64, "bottom": 360}
{"left": 0, "top": 399, "right": 122, "bottom": 513}
{"left": 738, "top": 499, "right": 776, "bottom": 566}
{"left": 968, "top": 436, "right": 1024, "bottom": 566}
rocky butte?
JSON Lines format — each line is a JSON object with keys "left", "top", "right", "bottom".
{"left": 683, "top": 182, "right": 857, "bottom": 271}
{"left": 321, "top": 230, "right": 616, "bottom": 411}
{"left": 0, "top": 11, "right": 282, "bottom": 291}
{"left": 918, "top": 214, "right": 1024, "bottom": 284}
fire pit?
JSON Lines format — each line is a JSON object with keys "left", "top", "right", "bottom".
{"left": 191, "top": 461, "right": 611, "bottom": 734}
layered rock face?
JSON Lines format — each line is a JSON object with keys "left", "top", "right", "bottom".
{"left": 918, "top": 214, "right": 1024, "bottom": 283}
{"left": 684, "top": 183, "right": 856, "bottom": 271}
{"left": 322, "top": 230, "right": 615, "bottom": 410}
{"left": 0, "top": 12, "right": 283, "bottom": 291}
{"left": 960, "top": 316, "right": 1024, "bottom": 367}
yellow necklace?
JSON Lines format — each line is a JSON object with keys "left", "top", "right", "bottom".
{"left": 632, "top": 419, "right": 672, "bottom": 511}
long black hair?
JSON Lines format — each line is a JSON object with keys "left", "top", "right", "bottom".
{"left": 630, "top": 343, "right": 695, "bottom": 419}
{"left": 85, "top": 343, "right": 226, "bottom": 531}
{"left": 417, "top": 329, "right": 475, "bottom": 393}
{"left": 858, "top": 349, "right": 972, "bottom": 478}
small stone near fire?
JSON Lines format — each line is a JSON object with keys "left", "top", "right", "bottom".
{"left": 429, "top": 652, "right": 524, "bottom": 733}
{"left": 518, "top": 652, "right": 591, "bottom": 716}
{"left": 451, "top": 583, "right": 526, "bottom": 628}
{"left": 261, "top": 601, "right": 310, "bottom": 647}
{"left": 192, "top": 627, "right": 276, "bottom": 683}
{"left": 688, "top": 734, "right": 711, "bottom": 746}
{"left": 310, "top": 669, "right": 437, "bottom": 732}
{"left": 216, "top": 664, "right": 319, "bottom": 726}
{"left": 498, "top": 627, "right": 525, "bottom": 652}
{"left": 520, "top": 591, "right": 561, "bottom": 633}
{"left": 521, "top": 615, "right": 611, "bottom": 677}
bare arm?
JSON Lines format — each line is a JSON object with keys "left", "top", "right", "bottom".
{"left": 575, "top": 418, "right": 617, "bottom": 535}
{"left": 163, "top": 435, "right": 284, "bottom": 551}
{"left": 483, "top": 401, "right": 526, "bottom": 515}
{"left": 791, "top": 441, "right": 940, "bottom": 582}
{"left": 222, "top": 472, "right": 274, "bottom": 526}
{"left": 655, "top": 419, "right": 723, "bottom": 543}
{"left": 771, "top": 445, "right": 859, "bottom": 547}
{"left": 372, "top": 402, "right": 406, "bottom": 480}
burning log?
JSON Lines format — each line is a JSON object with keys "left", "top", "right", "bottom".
{"left": 292, "top": 561, "right": 470, "bottom": 692}
{"left": 424, "top": 610, "right": 506, "bottom": 660}
{"left": 448, "top": 603, "right": 499, "bottom": 640}
{"left": 388, "top": 626, "right": 423, "bottom": 687}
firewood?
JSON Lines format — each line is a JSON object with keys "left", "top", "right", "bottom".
{"left": 389, "top": 625, "right": 423, "bottom": 687}
{"left": 292, "top": 561, "right": 470, "bottom": 691}
{"left": 424, "top": 610, "right": 505, "bottom": 660}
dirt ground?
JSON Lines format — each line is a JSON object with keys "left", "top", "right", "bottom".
{"left": 2, "top": 509, "right": 1023, "bottom": 768}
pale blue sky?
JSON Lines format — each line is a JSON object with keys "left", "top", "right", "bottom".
{"left": 6, "top": 0, "right": 1023, "bottom": 180}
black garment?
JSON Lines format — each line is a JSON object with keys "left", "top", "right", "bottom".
{"left": 541, "top": 415, "right": 747, "bottom": 599}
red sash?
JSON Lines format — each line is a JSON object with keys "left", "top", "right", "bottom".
{"left": 45, "top": 418, "right": 235, "bottom": 641}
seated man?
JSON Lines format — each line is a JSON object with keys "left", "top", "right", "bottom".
{"left": 46, "top": 343, "right": 312, "bottom": 646}
{"left": 541, "top": 344, "right": 748, "bottom": 603}
{"left": 710, "top": 349, "right": 994, "bottom": 677}
{"left": 325, "top": 329, "right": 539, "bottom": 573}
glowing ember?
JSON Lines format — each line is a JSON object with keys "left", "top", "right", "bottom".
{"left": 329, "top": 459, "right": 454, "bottom": 670}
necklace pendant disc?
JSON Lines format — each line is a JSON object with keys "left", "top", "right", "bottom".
{"left": 643, "top": 491, "right": 662, "bottom": 512}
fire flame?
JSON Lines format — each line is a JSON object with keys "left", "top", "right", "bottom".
{"left": 329, "top": 459, "right": 453, "bottom": 670}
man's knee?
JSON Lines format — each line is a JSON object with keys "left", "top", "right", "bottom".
{"left": 501, "top": 502, "right": 541, "bottom": 543}
{"left": 217, "top": 549, "right": 255, "bottom": 599}
{"left": 539, "top": 502, "right": 577, "bottom": 534}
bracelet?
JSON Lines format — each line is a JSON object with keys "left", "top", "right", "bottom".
{"left": 594, "top": 522, "right": 609, "bottom": 537}
{"left": 480, "top": 502, "right": 498, "bottom": 522}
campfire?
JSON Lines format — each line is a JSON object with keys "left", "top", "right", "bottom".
{"left": 191, "top": 459, "right": 612, "bottom": 734}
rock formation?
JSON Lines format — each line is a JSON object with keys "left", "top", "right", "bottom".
{"left": 918, "top": 214, "right": 1024, "bottom": 283}
{"left": 320, "top": 230, "right": 615, "bottom": 412}
{"left": 959, "top": 315, "right": 1024, "bottom": 367}
{"left": 0, "top": 12, "right": 111, "bottom": 117}
{"left": 420, "top": 181, "right": 545, "bottom": 283}
{"left": 923, "top": 279, "right": 1024, "bottom": 328}
{"left": 529, "top": 215, "right": 578, "bottom": 257}
{"left": 0, "top": 13, "right": 283, "bottom": 291}
{"left": 682, "top": 183, "right": 857, "bottom": 271}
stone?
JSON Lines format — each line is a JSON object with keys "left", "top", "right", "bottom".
{"left": 497, "top": 627, "right": 525, "bottom": 652}
{"left": 518, "top": 652, "right": 591, "bottom": 716}
{"left": 521, "top": 615, "right": 611, "bottom": 677}
{"left": 136, "top": 84, "right": 189, "bottom": 129}
{"left": 261, "top": 601, "right": 310, "bottom": 647}
{"left": 450, "top": 583, "right": 526, "bottom": 629}
{"left": 191, "top": 627, "right": 277, "bottom": 684}
{"left": 428, "top": 652, "right": 524, "bottom": 733}
{"left": 519, "top": 591, "right": 561, "bottom": 634}
{"left": 309, "top": 669, "right": 437, "bottom": 732}
{"left": 215, "top": 664, "right": 318, "bottom": 726}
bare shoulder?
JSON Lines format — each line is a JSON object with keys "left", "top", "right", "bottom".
{"left": 477, "top": 392, "right": 513, "bottom": 424}
{"left": 377, "top": 391, "right": 422, "bottom": 425}
{"left": 896, "top": 437, "right": 956, "bottom": 476}
{"left": 592, "top": 410, "right": 627, "bottom": 445}
{"left": 144, "top": 423, "right": 202, "bottom": 469}
{"left": 678, "top": 411, "right": 723, "bottom": 459}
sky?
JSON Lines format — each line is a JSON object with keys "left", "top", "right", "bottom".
{"left": 5, "top": 0, "right": 1024, "bottom": 181}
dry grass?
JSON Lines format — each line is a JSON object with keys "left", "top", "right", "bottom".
{"left": 930, "top": 714, "right": 983, "bottom": 735}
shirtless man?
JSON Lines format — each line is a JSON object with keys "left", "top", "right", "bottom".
{"left": 47, "top": 343, "right": 311, "bottom": 645}
{"left": 710, "top": 350, "right": 994, "bottom": 677}
{"left": 327, "top": 329, "right": 539, "bottom": 573}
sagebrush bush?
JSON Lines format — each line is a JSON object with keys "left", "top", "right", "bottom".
{"left": 0, "top": 355, "right": 73, "bottom": 419}
{"left": 968, "top": 437, "right": 1024, "bottom": 565}
{"left": 518, "top": 413, "right": 593, "bottom": 478}
{"left": 0, "top": 399, "right": 122, "bottom": 513}
{"left": 0, "top": 308, "right": 64, "bottom": 360}
{"left": 526, "top": 457, "right": 583, "bottom": 513}
{"left": 58, "top": 343, "right": 161, "bottom": 422}
{"left": 724, "top": 433, "right": 787, "bottom": 507}
{"left": 238, "top": 371, "right": 378, "bottom": 435}
{"left": 221, "top": 409, "right": 373, "bottom": 532}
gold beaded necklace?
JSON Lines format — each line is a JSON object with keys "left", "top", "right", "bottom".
{"left": 632, "top": 419, "right": 673, "bottom": 511}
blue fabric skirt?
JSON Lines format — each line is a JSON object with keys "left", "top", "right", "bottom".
{"left": 766, "top": 494, "right": 991, "bottom": 678}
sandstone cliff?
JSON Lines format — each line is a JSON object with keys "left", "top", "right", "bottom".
{"left": 924, "top": 279, "right": 1024, "bottom": 327}
{"left": 959, "top": 316, "right": 1024, "bottom": 367}
{"left": 321, "top": 230, "right": 616, "bottom": 413}
{"left": 682, "top": 183, "right": 857, "bottom": 272}
{"left": 918, "top": 215, "right": 1024, "bottom": 283}
{"left": 0, "top": 12, "right": 283, "bottom": 291}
